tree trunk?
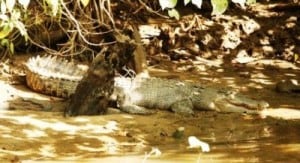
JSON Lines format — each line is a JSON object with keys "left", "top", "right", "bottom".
{"left": 65, "top": 35, "right": 136, "bottom": 116}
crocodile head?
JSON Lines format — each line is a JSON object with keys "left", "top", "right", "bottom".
{"left": 213, "top": 91, "right": 269, "bottom": 114}
{"left": 193, "top": 88, "right": 269, "bottom": 114}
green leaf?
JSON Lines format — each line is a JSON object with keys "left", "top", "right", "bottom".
{"left": 14, "top": 21, "right": 27, "bottom": 36}
{"left": 9, "top": 42, "right": 14, "bottom": 54}
{"left": 184, "top": 0, "right": 191, "bottom": 5}
{"left": 192, "top": 0, "right": 202, "bottom": 9}
{"left": 246, "top": 0, "right": 256, "bottom": 5}
{"left": 18, "top": 0, "right": 30, "bottom": 9}
{"left": 159, "top": 0, "right": 177, "bottom": 10}
{"left": 6, "top": 0, "right": 16, "bottom": 12}
{"left": 0, "top": 14, "right": 9, "bottom": 21}
{"left": 1, "top": 1, "right": 6, "bottom": 14}
{"left": 294, "top": 53, "right": 299, "bottom": 62}
{"left": 211, "top": 0, "right": 228, "bottom": 15}
{"left": 1, "top": 38, "right": 9, "bottom": 46}
{"left": 168, "top": 8, "right": 180, "bottom": 20}
{"left": 80, "top": 0, "right": 90, "bottom": 8}
{"left": 0, "top": 25, "right": 12, "bottom": 39}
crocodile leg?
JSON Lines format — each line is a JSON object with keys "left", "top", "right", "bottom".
{"left": 170, "top": 99, "right": 194, "bottom": 115}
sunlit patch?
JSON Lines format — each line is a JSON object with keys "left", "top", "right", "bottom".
{"left": 262, "top": 126, "right": 272, "bottom": 138}
{"left": 197, "top": 71, "right": 210, "bottom": 76}
{"left": 121, "top": 115, "right": 135, "bottom": 119}
{"left": 277, "top": 144, "right": 300, "bottom": 153}
{"left": 250, "top": 4, "right": 282, "bottom": 18}
{"left": 0, "top": 148, "right": 30, "bottom": 157}
{"left": 82, "top": 122, "right": 118, "bottom": 134}
{"left": 76, "top": 144, "right": 106, "bottom": 152}
{"left": 216, "top": 68, "right": 224, "bottom": 72}
{"left": 284, "top": 73, "right": 297, "bottom": 77}
{"left": 0, "top": 80, "right": 51, "bottom": 103}
{"left": 251, "top": 72, "right": 269, "bottom": 79}
{"left": 223, "top": 78, "right": 235, "bottom": 84}
{"left": 39, "top": 145, "right": 56, "bottom": 157}
{"left": 23, "top": 129, "right": 47, "bottom": 138}
{"left": 2, "top": 134, "right": 19, "bottom": 139}
{"left": 105, "top": 121, "right": 118, "bottom": 131}
{"left": 175, "top": 81, "right": 185, "bottom": 86}
{"left": 0, "top": 124, "right": 10, "bottom": 131}
{"left": 0, "top": 81, "right": 18, "bottom": 110}
{"left": 0, "top": 101, "right": 9, "bottom": 111}
{"left": 0, "top": 114, "right": 119, "bottom": 135}
{"left": 148, "top": 66, "right": 169, "bottom": 72}
{"left": 260, "top": 108, "right": 300, "bottom": 120}
{"left": 73, "top": 117, "right": 90, "bottom": 122}
{"left": 77, "top": 135, "right": 119, "bottom": 154}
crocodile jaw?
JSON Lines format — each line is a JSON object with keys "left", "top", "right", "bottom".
{"left": 213, "top": 93, "right": 269, "bottom": 114}
{"left": 192, "top": 88, "right": 269, "bottom": 114}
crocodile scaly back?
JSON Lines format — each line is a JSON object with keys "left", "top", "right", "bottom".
{"left": 25, "top": 55, "right": 88, "bottom": 98}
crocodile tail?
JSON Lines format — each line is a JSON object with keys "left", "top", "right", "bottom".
{"left": 25, "top": 55, "right": 88, "bottom": 98}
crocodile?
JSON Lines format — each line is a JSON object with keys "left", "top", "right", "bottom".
{"left": 25, "top": 55, "right": 269, "bottom": 115}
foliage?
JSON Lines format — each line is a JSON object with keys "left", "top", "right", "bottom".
{"left": 0, "top": 0, "right": 260, "bottom": 58}
{"left": 0, "top": 0, "right": 29, "bottom": 54}
{"left": 159, "top": 0, "right": 256, "bottom": 19}
{"left": 0, "top": 0, "right": 116, "bottom": 58}
{"left": 0, "top": 0, "right": 64, "bottom": 56}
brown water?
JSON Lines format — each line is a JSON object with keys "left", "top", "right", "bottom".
{"left": 0, "top": 107, "right": 299, "bottom": 162}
